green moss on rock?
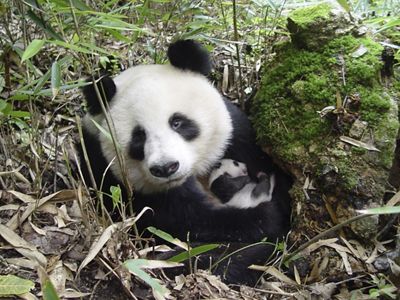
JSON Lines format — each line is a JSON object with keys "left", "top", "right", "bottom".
{"left": 287, "top": 3, "right": 356, "bottom": 50}
{"left": 261, "top": 2, "right": 400, "bottom": 244}
{"left": 252, "top": 31, "right": 399, "bottom": 199}
{"left": 288, "top": 3, "right": 332, "bottom": 27}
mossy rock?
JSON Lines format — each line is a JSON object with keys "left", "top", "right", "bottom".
{"left": 251, "top": 5, "right": 399, "bottom": 239}
{"left": 287, "top": 2, "right": 359, "bottom": 50}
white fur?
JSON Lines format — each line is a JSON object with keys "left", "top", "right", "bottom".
{"left": 94, "top": 65, "right": 233, "bottom": 193}
{"left": 225, "top": 174, "right": 275, "bottom": 208}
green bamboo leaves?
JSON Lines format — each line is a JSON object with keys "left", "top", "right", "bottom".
{"left": 21, "top": 39, "right": 45, "bottom": 63}
{"left": 0, "top": 275, "right": 34, "bottom": 296}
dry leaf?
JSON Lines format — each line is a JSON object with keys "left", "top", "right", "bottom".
{"left": 339, "top": 136, "right": 380, "bottom": 151}
{"left": 77, "top": 207, "right": 151, "bottom": 274}
{"left": 49, "top": 260, "right": 67, "bottom": 295}
{"left": 62, "top": 289, "right": 91, "bottom": 299}
{"left": 387, "top": 190, "right": 400, "bottom": 206}
{"left": 249, "top": 265, "right": 296, "bottom": 285}
{"left": 305, "top": 238, "right": 338, "bottom": 253}
{"left": 5, "top": 258, "right": 38, "bottom": 270}
{"left": 0, "top": 224, "right": 47, "bottom": 266}
{"left": 7, "top": 190, "right": 76, "bottom": 231}
{"left": 222, "top": 65, "right": 229, "bottom": 94}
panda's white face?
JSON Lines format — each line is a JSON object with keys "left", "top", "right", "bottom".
{"left": 95, "top": 65, "right": 233, "bottom": 193}
{"left": 208, "top": 159, "right": 248, "bottom": 187}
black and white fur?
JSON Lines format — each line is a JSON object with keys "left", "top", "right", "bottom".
{"left": 209, "top": 159, "right": 275, "bottom": 208}
{"left": 79, "top": 39, "right": 292, "bottom": 285}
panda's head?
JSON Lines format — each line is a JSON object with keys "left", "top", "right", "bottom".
{"left": 83, "top": 40, "right": 233, "bottom": 194}
{"left": 208, "top": 159, "right": 248, "bottom": 188}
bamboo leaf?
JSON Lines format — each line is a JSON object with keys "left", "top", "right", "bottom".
{"left": 376, "top": 18, "right": 400, "bottom": 33}
{"left": 0, "top": 76, "right": 4, "bottom": 94}
{"left": 34, "top": 69, "right": 52, "bottom": 95}
{"left": 124, "top": 259, "right": 170, "bottom": 299}
{"left": 42, "top": 279, "right": 60, "bottom": 300}
{"left": 49, "top": 40, "right": 95, "bottom": 55}
{"left": 357, "top": 206, "right": 400, "bottom": 215}
{"left": 0, "top": 99, "right": 7, "bottom": 112}
{"left": 51, "top": 61, "right": 61, "bottom": 98}
{"left": 69, "top": 0, "right": 91, "bottom": 11}
{"left": 91, "top": 118, "right": 113, "bottom": 142}
{"left": 21, "top": 39, "right": 45, "bottom": 63}
{"left": 37, "top": 267, "right": 60, "bottom": 300}
{"left": 168, "top": 244, "right": 220, "bottom": 263}
{"left": 110, "top": 185, "right": 122, "bottom": 208}
{"left": 147, "top": 227, "right": 188, "bottom": 250}
{"left": 0, "top": 275, "right": 34, "bottom": 295}
{"left": 8, "top": 110, "right": 31, "bottom": 118}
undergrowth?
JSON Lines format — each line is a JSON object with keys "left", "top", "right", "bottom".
{"left": 0, "top": 0, "right": 399, "bottom": 299}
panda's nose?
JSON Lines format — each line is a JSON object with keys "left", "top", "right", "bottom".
{"left": 150, "top": 161, "right": 180, "bottom": 178}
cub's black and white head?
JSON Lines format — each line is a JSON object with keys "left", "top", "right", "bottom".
{"left": 208, "top": 159, "right": 248, "bottom": 187}
{"left": 83, "top": 40, "right": 233, "bottom": 193}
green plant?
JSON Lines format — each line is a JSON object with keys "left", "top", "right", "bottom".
{"left": 368, "top": 274, "right": 397, "bottom": 299}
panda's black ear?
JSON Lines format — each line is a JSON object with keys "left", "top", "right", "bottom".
{"left": 167, "top": 40, "right": 212, "bottom": 76}
{"left": 82, "top": 73, "right": 116, "bottom": 115}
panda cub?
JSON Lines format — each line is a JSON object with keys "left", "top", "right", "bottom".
{"left": 209, "top": 159, "right": 275, "bottom": 208}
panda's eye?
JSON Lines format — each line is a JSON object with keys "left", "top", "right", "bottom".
{"left": 233, "top": 160, "right": 239, "bottom": 167}
{"left": 214, "top": 162, "right": 222, "bottom": 169}
{"left": 171, "top": 117, "right": 182, "bottom": 130}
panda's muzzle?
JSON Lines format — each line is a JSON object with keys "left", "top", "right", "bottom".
{"left": 150, "top": 161, "right": 180, "bottom": 178}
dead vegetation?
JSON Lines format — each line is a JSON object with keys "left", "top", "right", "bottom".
{"left": 0, "top": 0, "right": 399, "bottom": 299}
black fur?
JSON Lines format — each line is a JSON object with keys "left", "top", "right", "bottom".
{"left": 134, "top": 176, "right": 289, "bottom": 285}
{"left": 79, "top": 126, "right": 120, "bottom": 193}
{"left": 169, "top": 112, "right": 200, "bottom": 141}
{"left": 129, "top": 126, "right": 146, "bottom": 161}
{"left": 82, "top": 74, "right": 116, "bottom": 115}
{"left": 167, "top": 40, "right": 212, "bottom": 76}
{"left": 210, "top": 174, "right": 250, "bottom": 203}
{"left": 134, "top": 176, "right": 288, "bottom": 242}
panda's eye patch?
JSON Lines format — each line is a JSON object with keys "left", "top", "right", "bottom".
{"left": 233, "top": 160, "right": 239, "bottom": 167}
{"left": 129, "top": 125, "right": 146, "bottom": 161}
{"left": 169, "top": 112, "right": 200, "bottom": 141}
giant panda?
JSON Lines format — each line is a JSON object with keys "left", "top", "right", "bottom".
{"left": 79, "top": 39, "right": 292, "bottom": 285}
